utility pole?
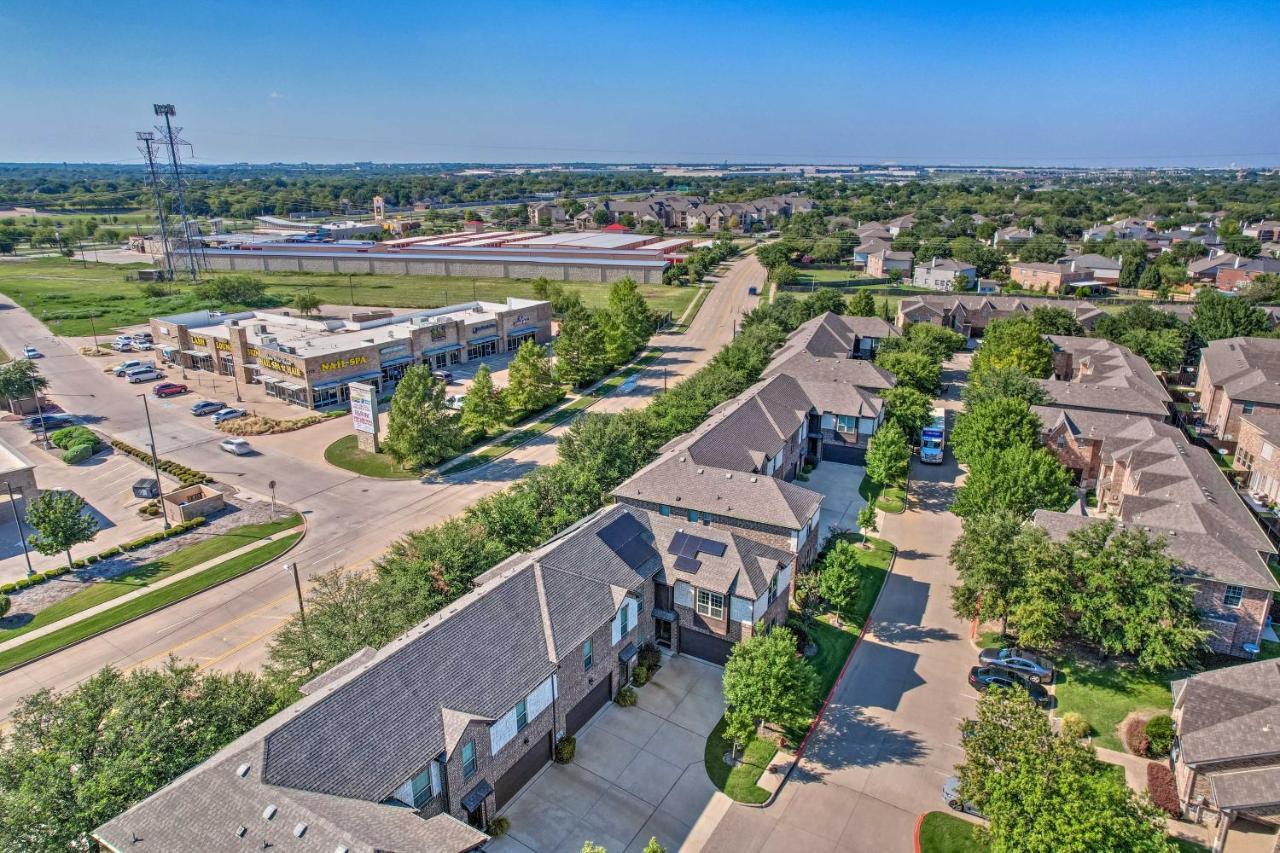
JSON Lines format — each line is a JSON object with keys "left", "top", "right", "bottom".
{"left": 153, "top": 104, "right": 203, "bottom": 282}
{"left": 268, "top": 480, "right": 277, "bottom": 520}
{"left": 136, "top": 131, "right": 176, "bottom": 282}
{"left": 284, "top": 561, "right": 313, "bottom": 673}
{"left": 6, "top": 483, "right": 34, "bottom": 576}
{"left": 138, "top": 393, "right": 170, "bottom": 529}
{"left": 31, "top": 377, "right": 49, "bottom": 449}
{"left": 88, "top": 315, "right": 99, "bottom": 350}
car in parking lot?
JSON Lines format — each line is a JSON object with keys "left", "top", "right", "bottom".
{"left": 126, "top": 367, "right": 163, "bottom": 383}
{"left": 22, "top": 413, "right": 77, "bottom": 431}
{"left": 112, "top": 360, "right": 146, "bottom": 376}
{"left": 133, "top": 340, "right": 154, "bottom": 351}
{"left": 152, "top": 382, "right": 188, "bottom": 398}
{"left": 22, "top": 345, "right": 41, "bottom": 359}
{"left": 431, "top": 370, "right": 453, "bottom": 383}
{"left": 968, "top": 666, "right": 1050, "bottom": 708}
{"left": 211, "top": 407, "right": 246, "bottom": 424}
{"left": 219, "top": 438, "right": 252, "bottom": 456}
{"left": 978, "top": 647, "right": 1055, "bottom": 684}
{"left": 190, "top": 400, "right": 225, "bottom": 416}
{"left": 942, "top": 777, "right": 984, "bottom": 818}
{"left": 110, "top": 341, "right": 134, "bottom": 352}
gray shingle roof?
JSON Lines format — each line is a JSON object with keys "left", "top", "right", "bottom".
{"left": 669, "top": 373, "right": 813, "bottom": 473}
{"left": 895, "top": 294, "right": 1104, "bottom": 329}
{"left": 1173, "top": 660, "right": 1280, "bottom": 766}
{"left": 1201, "top": 337, "right": 1280, "bottom": 406}
{"left": 1041, "top": 335, "right": 1172, "bottom": 418}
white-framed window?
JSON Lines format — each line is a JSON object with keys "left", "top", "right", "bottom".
{"left": 836, "top": 415, "right": 857, "bottom": 433}
{"left": 1224, "top": 585, "right": 1244, "bottom": 608}
{"left": 696, "top": 589, "right": 725, "bottom": 620}
{"left": 768, "top": 573, "right": 780, "bottom": 604}
{"left": 619, "top": 603, "right": 630, "bottom": 635}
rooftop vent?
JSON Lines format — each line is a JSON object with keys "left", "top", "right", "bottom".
{"left": 751, "top": 476, "right": 758, "bottom": 483}
{"left": 293, "top": 823, "right": 307, "bottom": 838}
{"left": 262, "top": 805, "right": 277, "bottom": 821}
{"left": 697, "top": 468, "right": 704, "bottom": 475}
{"left": 236, "top": 763, "right": 251, "bottom": 777}
{"left": 236, "top": 826, "right": 247, "bottom": 838}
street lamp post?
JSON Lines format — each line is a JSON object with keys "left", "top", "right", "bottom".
{"left": 268, "top": 480, "right": 277, "bottom": 520}
{"left": 6, "top": 483, "right": 34, "bottom": 576}
{"left": 284, "top": 561, "right": 313, "bottom": 674}
{"left": 31, "top": 377, "right": 50, "bottom": 449}
{"left": 138, "top": 393, "right": 170, "bottom": 530}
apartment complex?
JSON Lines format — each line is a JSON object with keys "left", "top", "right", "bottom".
{"left": 1040, "top": 335, "right": 1173, "bottom": 420}
{"left": 895, "top": 294, "right": 1104, "bottom": 338}
{"left": 529, "top": 193, "right": 816, "bottom": 234}
{"left": 1034, "top": 410, "right": 1278, "bottom": 658}
{"left": 1196, "top": 337, "right": 1280, "bottom": 443}
{"left": 151, "top": 299, "right": 552, "bottom": 410}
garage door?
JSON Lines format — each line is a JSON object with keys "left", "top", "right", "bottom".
{"left": 679, "top": 627, "right": 734, "bottom": 666}
{"left": 566, "top": 675, "right": 611, "bottom": 736}
{"left": 494, "top": 731, "right": 552, "bottom": 810}
{"left": 821, "top": 442, "right": 866, "bottom": 465}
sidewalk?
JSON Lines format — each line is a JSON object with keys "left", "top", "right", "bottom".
{"left": 0, "top": 523, "right": 304, "bottom": 656}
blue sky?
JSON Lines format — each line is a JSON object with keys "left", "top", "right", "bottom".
{"left": 2, "top": 1, "right": 1278, "bottom": 167}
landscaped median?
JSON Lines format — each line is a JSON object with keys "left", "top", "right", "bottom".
{"left": 0, "top": 514, "right": 304, "bottom": 674}
{"left": 860, "top": 474, "right": 906, "bottom": 514}
{"left": 705, "top": 534, "right": 894, "bottom": 803}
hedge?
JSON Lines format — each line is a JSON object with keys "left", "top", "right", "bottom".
{"left": 0, "top": 595, "right": 8, "bottom": 618}
{"left": 50, "top": 426, "right": 99, "bottom": 451}
{"left": 109, "top": 439, "right": 213, "bottom": 485}
{"left": 62, "top": 443, "right": 95, "bottom": 464}
{"left": 1146, "top": 762, "right": 1181, "bottom": 817}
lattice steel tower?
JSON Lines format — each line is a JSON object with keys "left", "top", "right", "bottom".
{"left": 152, "top": 104, "right": 204, "bottom": 282}
{"left": 135, "top": 131, "right": 176, "bottom": 281}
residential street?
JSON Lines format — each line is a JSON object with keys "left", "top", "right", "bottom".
{"left": 700, "top": 355, "right": 975, "bottom": 853}
{"left": 0, "top": 254, "right": 763, "bottom": 717}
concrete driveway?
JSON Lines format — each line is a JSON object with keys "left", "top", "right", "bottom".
{"left": 491, "top": 654, "right": 730, "bottom": 853}
{"left": 804, "top": 461, "right": 868, "bottom": 546}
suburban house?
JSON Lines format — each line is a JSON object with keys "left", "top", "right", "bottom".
{"left": 852, "top": 237, "right": 892, "bottom": 268}
{"left": 886, "top": 214, "right": 916, "bottom": 237}
{"left": 769, "top": 311, "right": 900, "bottom": 360}
{"left": 1057, "top": 253, "right": 1122, "bottom": 283}
{"left": 1082, "top": 219, "right": 1154, "bottom": 241}
{"left": 1243, "top": 221, "right": 1280, "bottom": 242}
{"left": 527, "top": 202, "right": 568, "bottom": 226}
{"left": 1033, "top": 411, "right": 1278, "bottom": 658}
{"left": 1040, "top": 335, "right": 1173, "bottom": 420}
{"left": 894, "top": 295, "right": 1104, "bottom": 338}
{"left": 1170, "top": 659, "right": 1280, "bottom": 851}
{"left": 854, "top": 221, "right": 892, "bottom": 242}
{"left": 1195, "top": 337, "right": 1280, "bottom": 443}
{"left": 1009, "top": 261, "right": 1094, "bottom": 294}
{"left": 866, "top": 249, "right": 913, "bottom": 278}
{"left": 993, "top": 226, "right": 1034, "bottom": 247}
{"left": 1189, "top": 251, "right": 1243, "bottom": 282}
{"left": 1216, "top": 256, "right": 1280, "bottom": 292}
{"left": 912, "top": 257, "right": 977, "bottom": 291}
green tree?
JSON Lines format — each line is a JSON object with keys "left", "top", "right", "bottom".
{"left": 856, "top": 504, "right": 878, "bottom": 545}
{"left": 1016, "top": 234, "right": 1067, "bottom": 263}
{"left": 1028, "top": 306, "right": 1083, "bottom": 336}
{"left": 722, "top": 627, "right": 818, "bottom": 749}
{"left": 847, "top": 289, "right": 876, "bottom": 316}
{"left": 25, "top": 489, "right": 99, "bottom": 570}
{"left": 880, "top": 385, "right": 933, "bottom": 440}
{"left": 459, "top": 364, "right": 505, "bottom": 436}
{"left": 642, "top": 838, "right": 667, "bottom": 853}
{"left": 554, "top": 303, "right": 607, "bottom": 388}
{"left": 0, "top": 662, "right": 283, "bottom": 853}
{"left": 507, "top": 339, "right": 562, "bottom": 418}
{"left": 817, "top": 538, "right": 865, "bottom": 624}
{"left": 291, "top": 289, "right": 322, "bottom": 316}
{"left": 1117, "top": 327, "right": 1186, "bottom": 373}
{"left": 383, "top": 364, "right": 461, "bottom": 469}
{"left": 950, "top": 397, "right": 1042, "bottom": 463}
{"left": 605, "top": 277, "right": 653, "bottom": 361}
{"left": 0, "top": 358, "right": 49, "bottom": 410}
{"left": 949, "top": 512, "right": 1032, "bottom": 633}
{"left": 879, "top": 323, "right": 966, "bottom": 363}
{"left": 1118, "top": 246, "right": 1148, "bottom": 289}
{"left": 1225, "top": 235, "right": 1262, "bottom": 258}
{"left": 803, "top": 288, "right": 847, "bottom": 317}
{"left": 194, "top": 274, "right": 270, "bottom": 306}
{"left": 971, "top": 317, "right": 1053, "bottom": 378}
{"left": 875, "top": 349, "right": 941, "bottom": 395}
{"left": 865, "top": 421, "right": 911, "bottom": 487}
{"left": 592, "top": 206, "right": 611, "bottom": 226}
{"left": 772, "top": 263, "right": 799, "bottom": 286}
{"left": 950, "top": 444, "right": 1074, "bottom": 519}
{"left": 1190, "top": 287, "right": 1270, "bottom": 344}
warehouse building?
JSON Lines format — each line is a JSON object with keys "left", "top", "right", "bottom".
{"left": 150, "top": 298, "right": 552, "bottom": 410}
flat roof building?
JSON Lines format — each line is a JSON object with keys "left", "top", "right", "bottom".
{"left": 151, "top": 298, "right": 552, "bottom": 410}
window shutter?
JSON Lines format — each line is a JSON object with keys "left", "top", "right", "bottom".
{"left": 490, "top": 709, "right": 517, "bottom": 755}
{"left": 611, "top": 611, "right": 622, "bottom": 645}
{"left": 527, "top": 677, "right": 553, "bottom": 719}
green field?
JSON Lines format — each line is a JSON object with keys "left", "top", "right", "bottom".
{"left": 918, "top": 812, "right": 987, "bottom": 852}
{"left": 0, "top": 258, "right": 699, "bottom": 337}
{"left": 1053, "top": 658, "right": 1186, "bottom": 751}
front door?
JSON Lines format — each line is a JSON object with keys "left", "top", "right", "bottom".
{"left": 465, "top": 803, "right": 484, "bottom": 829}
{"left": 655, "top": 619, "right": 672, "bottom": 648}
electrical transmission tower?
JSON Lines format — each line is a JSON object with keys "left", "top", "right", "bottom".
{"left": 136, "top": 131, "right": 176, "bottom": 281}
{"left": 152, "top": 104, "right": 204, "bottom": 282}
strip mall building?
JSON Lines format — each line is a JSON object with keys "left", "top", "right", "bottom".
{"left": 149, "top": 298, "right": 552, "bottom": 409}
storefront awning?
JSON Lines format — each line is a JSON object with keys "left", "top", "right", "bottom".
{"left": 423, "top": 343, "right": 462, "bottom": 356}
{"left": 311, "top": 371, "right": 382, "bottom": 391}
{"left": 379, "top": 355, "right": 414, "bottom": 367}
{"left": 466, "top": 335, "right": 499, "bottom": 346}
{"left": 506, "top": 326, "right": 538, "bottom": 336}
{"left": 264, "top": 378, "right": 305, "bottom": 391}
{"left": 181, "top": 349, "right": 208, "bottom": 357}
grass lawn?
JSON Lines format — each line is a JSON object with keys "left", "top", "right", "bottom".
{"left": 0, "top": 531, "right": 303, "bottom": 674}
{"left": 670, "top": 285, "right": 711, "bottom": 332}
{"left": 859, "top": 475, "right": 906, "bottom": 513}
{"left": 794, "top": 268, "right": 871, "bottom": 285}
{"left": 918, "top": 812, "right": 987, "bottom": 853}
{"left": 0, "top": 513, "right": 303, "bottom": 644}
{"left": 0, "top": 258, "right": 697, "bottom": 337}
{"left": 1053, "top": 657, "right": 1187, "bottom": 751}
{"left": 323, "top": 434, "right": 422, "bottom": 479}
{"left": 704, "top": 717, "right": 775, "bottom": 804}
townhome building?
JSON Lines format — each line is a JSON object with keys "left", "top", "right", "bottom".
{"left": 1033, "top": 411, "right": 1278, "bottom": 658}
{"left": 769, "top": 311, "right": 899, "bottom": 360}
{"left": 912, "top": 257, "right": 977, "bottom": 291}
{"left": 1243, "top": 221, "right": 1280, "bottom": 242}
{"left": 1169, "top": 659, "right": 1280, "bottom": 852}
{"left": 1195, "top": 337, "right": 1280, "bottom": 443}
{"left": 1234, "top": 411, "right": 1280, "bottom": 512}
{"left": 1216, "top": 256, "right": 1280, "bottom": 292}
{"left": 1040, "top": 335, "right": 1173, "bottom": 420}
{"left": 1009, "top": 261, "right": 1094, "bottom": 294}
{"left": 895, "top": 294, "right": 1104, "bottom": 338}
{"left": 1057, "top": 253, "right": 1122, "bottom": 283}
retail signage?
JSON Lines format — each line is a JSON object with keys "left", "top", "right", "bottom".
{"left": 320, "top": 355, "right": 369, "bottom": 372}
{"left": 350, "top": 382, "right": 377, "bottom": 435}
{"left": 259, "top": 354, "right": 304, "bottom": 377}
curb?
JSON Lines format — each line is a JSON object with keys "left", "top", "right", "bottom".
{"left": 741, "top": 541, "right": 900, "bottom": 808}
{"left": 0, "top": 516, "right": 308, "bottom": 678}
{"left": 913, "top": 812, "right": 925, "bottom": 853}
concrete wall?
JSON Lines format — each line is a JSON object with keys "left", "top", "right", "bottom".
{"left": 201, "top": 252, "right": 664, "bottom": 283}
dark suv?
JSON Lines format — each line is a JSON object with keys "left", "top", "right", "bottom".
{"left": 977, "top": 647, "right": 1054, "bottom": 684}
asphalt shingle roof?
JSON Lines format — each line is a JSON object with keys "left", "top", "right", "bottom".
{"left": 1201, "top": 337, "right": 1280, "bottom": 406}
{"left": 1173, "top": 660, "right": 1280, "bottom": 767}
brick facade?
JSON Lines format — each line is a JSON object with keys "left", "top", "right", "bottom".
{"left": 1192, "top": 581, "right": 1270, "bottom": 657}
{"left": 1235, "top": 417, "right": 1280, "bottom": 503}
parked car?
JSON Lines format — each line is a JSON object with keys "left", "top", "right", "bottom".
{"left": 942, "top": 777, "right": 984, "bottom": 818}
{"left": 132, "top": 331, "right": 154, "bottom": 342}
{"left": 968, "top": 666, "right": 1050, "bottom": 708}
{"left": 22, "top": 345, "right": 41, "bottom": 359}
{"left": 219, "top": 438, "right": 252, "bottom": 456}
{"left": 211, "top": 407, "right": 246, "bottom": 424}
{"left": 22, "top": 413, "right": 76, "bottom": 431}
{"left": 152, "top": 382, "right": 188, "bottom": 398}
{"left": 112, "top": 360, "right": 145, "bottom": 376}
{"left": 431, "top": 370, "right": 453, "bottom": 383}
{"left": 126, "top": 367, "right": 163, "bottom": 384}
{"left": 978, "top": 647, "right": 1055, "bottom": 684}
{"left": 110, "top": 341, "right": 134, "bottom": 352}
{"left": 134, "top": 340, "right": 154, "bottom": 351}
{"left": 190, "top": 400, "right": 225, "bottom": 416}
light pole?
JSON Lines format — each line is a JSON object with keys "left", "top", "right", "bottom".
{"left": 268, "top": 480, "right": 277, "bottom": 520}
{"left": 138, "top": 393, "right": 170, "bottom": 530}
{"left": 284, "top": 561, "right": 313, "bottom": 673}
{"left": 87, "top": 315, "right": 99, "bottom": 351}
{"left": 31, "top": 377, "right": 50, "bottom": 449}
{"left": 6, "top": 483, "right": 34, "bottom": 576}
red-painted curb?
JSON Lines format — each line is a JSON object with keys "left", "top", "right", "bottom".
{"left": 913, "top": 812, "right": 925, "bottom": 853}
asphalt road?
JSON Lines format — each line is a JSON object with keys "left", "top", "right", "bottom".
{"left": 701, "top": 355, "right": 978, "bottom": 853}
{"left": 0, "top": 254, "right": 763, "bottom": 716}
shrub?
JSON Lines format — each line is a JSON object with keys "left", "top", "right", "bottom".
{"left": 1059, "top": 712, "right": 1091, "bottom": 740}
{"left": 554, "top": 735, "right": 576, "bottom": 764}
{"left": 1145, "top": 715, "right": 1175, "bottom": 756}
{"left": 1146, "top": 762, "right": 1181, "bottom": 818}
{"left": 1123, "top": 715, "right": 1151, "bottom": 757}
{"left": 615, "top": 685, "right": 637, "bottom": 707}
{"left": 486, "top": 816, "right": 510, "bottom": 838}
{"left": 50, "top": 426, "right": 98, "bottom": 451}
{"left": 0, "top": 583, "right": 15, "bottom": 594}
{"left": 0, "top": 594, "right": 8, "bottom": 617}
{"left": 61, "top": 442, "right": 96, "bottom": 465}
{"left": 638, "top": 642, "right": 661, "bottom": 670}
{"left": 71, "top": 559, "right": 86, "bottom": 570}
{"left": 631, "top": 663, "right": 650, "bottom": 687}
{"left": 98, "top": 546, "right": 121, "bottom": 558}
{"left": 86, "top": 554, "right": 99, "bottom": 564}
{"left": 14, "top": 578, "right": 32, "bottom": 590}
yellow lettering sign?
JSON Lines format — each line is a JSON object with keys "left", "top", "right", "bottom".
{"left": 190, "top": 335, "right": 207, "bottom": 347}
{"left": 319, "top": 355, "right": 369, "bottom": 372}
{"left": 214, "top": 340, "right": 232, "bottom": 352}
{"left": 258, "top": 355, "right": 304, "bottom": 378}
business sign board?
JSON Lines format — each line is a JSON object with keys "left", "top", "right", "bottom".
{"left": 350, "top": 381, "right": 377, "bottom": 437}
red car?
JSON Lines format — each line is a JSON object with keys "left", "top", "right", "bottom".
{"left": 152, "top": 382, "right": 189, "bottom": 398}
